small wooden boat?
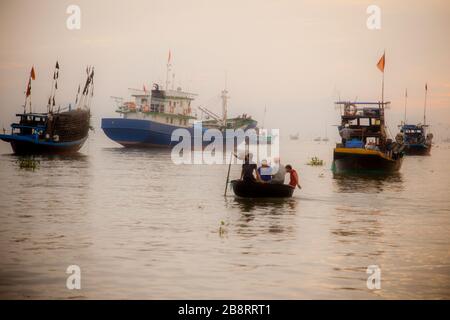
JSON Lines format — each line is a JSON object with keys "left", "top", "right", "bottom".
{"left": 231, "top": 180, "right": 294, "bottom": 198}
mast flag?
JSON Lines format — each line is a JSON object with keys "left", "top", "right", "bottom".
{"left": 377, "top": 51, "right": 386, "bottom": 103}
{"left": 30, "top": 67, "right": 36, "bottom": 80}
{"left": 376, "top": 53, "right": 385, "bottom": 72}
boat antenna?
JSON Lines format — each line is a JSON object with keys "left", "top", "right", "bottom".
{"left": 221, "top": 71, "right": 229, "bottom": 127}
{"left": 423, "top": 83, "right": 428, "bottom": 125}
{"left": 172, "top": 72, "right": 175, "bottom": 90}
{"left": 165, "top": 49, "right": 172, "bottom": 91}
{"left": 221, "top": 88, "right": 229, "bottom": 127}
{"left": 404, "top": 88, "right": 408, "bottom": 124}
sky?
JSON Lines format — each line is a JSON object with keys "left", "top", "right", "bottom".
{"left": 1, "top": 0, "right": 449, "bottom": 139}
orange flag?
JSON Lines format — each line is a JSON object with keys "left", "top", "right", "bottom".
{"left": 30, "top": 66, "right": 36, "bottom": 80}
{"left": 377, "top": 52, "right": 385, "bottom": 72}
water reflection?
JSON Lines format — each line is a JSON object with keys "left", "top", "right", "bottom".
{"left": 332, "top": 172, "right": 404, "bottom": 193}
{"left": 227, "top": 197, "right": 299, "bottom": 240}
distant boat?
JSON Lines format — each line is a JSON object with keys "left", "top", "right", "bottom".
{"left": 0, "top": 63, "right": 94, "bottom": 155}
{"left": 290, "top": 133, "right": 299, "bottom": 140}
{"left": 332, "top": 101, "right": 405, "bottom": 173}
{"left": 231, "top": 180, "right": 294, "bottom": 198}
{"left": 313, "top": 137, "right": 321, "bottom": 142}
{"left": 399, "top": 124, "right": 432, "bottom": 155}
{"left": 397, "top": 84, "right": 433, "bottom": 155}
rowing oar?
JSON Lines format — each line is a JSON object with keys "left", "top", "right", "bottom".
{"left": 224, "top": 152, "right": 235, "bottom": 196}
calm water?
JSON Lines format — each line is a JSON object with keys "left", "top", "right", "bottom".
{"left": 0, "top": 133, "right": 449, "bottom": 299}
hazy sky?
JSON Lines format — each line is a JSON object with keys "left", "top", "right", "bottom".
{"left": 1, "top": 0, "right": 449, "bottom": 138}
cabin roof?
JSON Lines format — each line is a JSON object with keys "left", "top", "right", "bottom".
{"left": 335, "top": 101, "right": 391, "bottom": 106}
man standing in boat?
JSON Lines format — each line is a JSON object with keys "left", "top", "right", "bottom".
{"left": 285, "top": 165, "right": 301, "bottom": 189}
{"left": 240, "top": 153, "right": 261, "bottom": 182}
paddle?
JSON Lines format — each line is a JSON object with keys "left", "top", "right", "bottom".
{"left": 224, "top": 152, "right": 235, "bottom": 196}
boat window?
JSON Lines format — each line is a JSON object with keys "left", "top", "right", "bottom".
{"left": 360, "top": 118, "right": 370, "bottom": 126}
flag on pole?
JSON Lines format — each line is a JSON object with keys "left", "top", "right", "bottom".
{"left": 26, "top": 79, "right": 31, "bottom": 97}
{"left": 377, "top": 52, "right": 385, "bottom": 72}
{"left": 30, "top": 67, "right": 36, "bottom": 80}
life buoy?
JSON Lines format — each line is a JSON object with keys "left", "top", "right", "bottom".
{"left": 345, "top": 104, "right": 357, "bottom": 116}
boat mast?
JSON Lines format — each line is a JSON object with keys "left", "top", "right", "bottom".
{"left": 423, "top": 83, "right": 428, "bottom": 125}
{"left": 221, "top": 72, "right": 228, "bottom": 127}
{"left": 221, "top": 88, "right": 228, "bottom": 127}
{"left": 404, "top": 88, "right": 408, "bottom": 124}
{"left": 165, "top": 50, "right": 172, "bottom": 91}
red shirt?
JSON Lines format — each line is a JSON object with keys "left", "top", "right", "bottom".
{"left": 288, "top": 169, "right": 299, "bottom": 188}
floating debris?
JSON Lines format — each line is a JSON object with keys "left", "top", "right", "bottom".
{"left": 307, "top": 157, "right": 324, "bottom": 166}
{"left": 219, "top": 220, "right": 228, "bottom": 237}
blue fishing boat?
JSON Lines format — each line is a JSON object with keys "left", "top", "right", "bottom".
{"left": 101, "top": 53, "right": 259, "bottom": 148}
{"left": 399, "top": 124, "right": 432, "bottom": 155}
{"left": 0, "top": 63, "right": 94, "bottom": 155}
{"left": 397, "top": 85, "right": 433, "bottom": 155}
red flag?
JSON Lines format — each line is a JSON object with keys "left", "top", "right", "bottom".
{"left": 376, "top": 52, "right": 385, "bottom": 72}
{"left": 30, "top": 67, "right": 36, "bottom": 80}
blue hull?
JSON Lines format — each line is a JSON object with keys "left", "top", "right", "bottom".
{"left": 0, "top": 134, "right": 87, "bottom": 155}
{"left": 404, "top": 143, "right": 431, "bottom": 155}
{"left": 102, "top": 118, "right": 199, "bottom": 148}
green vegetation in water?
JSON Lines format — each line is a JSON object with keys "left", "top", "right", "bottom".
{"left": 219, "top": 220, "right": 228, "bottom": 237}
{"left": 307, "top": 156, "right": 324, "bottom": 166}
{"left": 16, "top": 158, "right": 40, "bottom": 171}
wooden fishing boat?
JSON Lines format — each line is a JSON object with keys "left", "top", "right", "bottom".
{"left": 230, "top": 180, "right": 294, "bottom": 198}
{"left": 332, "top": 101, "right": 405, "bottom": 173}
{"left": 0, "top": 63, "right": 94, "bottom": 155}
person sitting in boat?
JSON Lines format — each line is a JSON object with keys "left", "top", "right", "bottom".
{"left": 257, "top": 159, "right": 272, "bottom": 182}
{"left": 270, "top": 157, "right": 286, "bottom": 184}
{"left": 240, "top": 153, "right": 260, "bottom": 182}
{"left": 365, "top": 140, "right": 380, "bottom": 151}
{"left": 339, "top": 124, "right": 352, "bottom": 145}
{"left": 285, "top": 165, "right": 301, "bottom": 189}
